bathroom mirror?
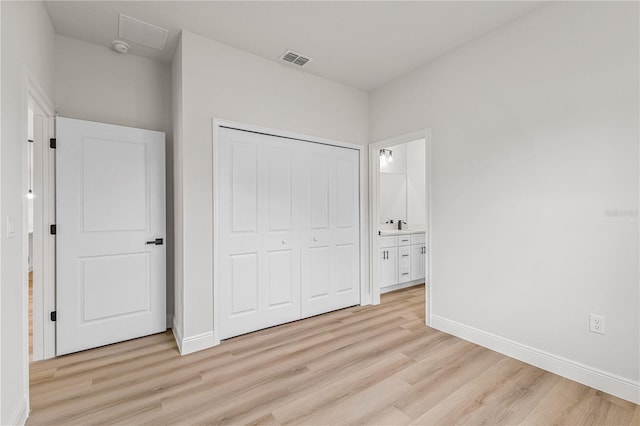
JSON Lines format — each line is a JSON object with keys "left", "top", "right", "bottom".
{"left": 379, "top": 139, "right": 426, "bottom": 229}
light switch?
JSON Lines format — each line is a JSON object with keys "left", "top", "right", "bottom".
{"left": 7, "top": 216, "right": 16, "bottom": 239}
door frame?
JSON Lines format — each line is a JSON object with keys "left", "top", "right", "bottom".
{"left": 211, "top": 118, "right": 368, "bottom": 345}
{"left": 24, "top": 71, "right": 56, "bottom": 362}
{"left": 369, "top": 129, "right": 432, "bottom": 326}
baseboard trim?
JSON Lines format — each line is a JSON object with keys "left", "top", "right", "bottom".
{"left": 9, "top": 396, "right": 28, "bottom": 426}
{"left": 171, "top": 317, "right": 216, "bottom": 355}
{"left": 431, "top": 315, "right": 640, "bottom": 404}
{"left": 380, "top": 280, "right": 424, "bottom": 294}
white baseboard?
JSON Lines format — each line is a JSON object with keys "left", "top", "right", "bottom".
{"left": 9, "top": 396, "right": 28, "bottom": 426}
{"left": 381, "top": 280, "right": 424, "bottom": 294}
{"left": 431, "top": 315, "right": 640, "bottom": 405}
{"left": 171, "top": 317, "right": 216, "bottom": 355}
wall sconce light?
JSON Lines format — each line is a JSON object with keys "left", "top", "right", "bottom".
{"left": 379, "top": 149, "right": 393, "bottom": 166}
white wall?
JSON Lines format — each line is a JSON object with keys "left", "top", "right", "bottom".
{"left": 371, "top": 1, "right": 639, "bottom": 398}
{"left": 406, "top": 139, "right": 426, "bottom": 229}
{"left": 173, "top": 30, "right": 369, "bottom": 347}
{"left": 171, "top": 36, "right": 184, "bottom": 340}
{"left": 1, "top": 1, "right": 56, "bottom": 423}
{"left": 55, "top": 35, "right": 175, "bottom": 321}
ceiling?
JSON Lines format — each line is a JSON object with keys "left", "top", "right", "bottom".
{"left": 44, "top": 1, "right": 543, "bottom": 91}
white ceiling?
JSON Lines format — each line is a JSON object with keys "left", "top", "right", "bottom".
{"left": 44, "top": 1, "right": 543, "bottom": 91}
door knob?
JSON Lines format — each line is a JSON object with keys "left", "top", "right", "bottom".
{"left": 282, "top": 240, "right": 287, "bottom": 245}
{"left": 313, "top": 237, "right": 317, "bottom": 242}
{"left": 146, "top": 238, "right": 163, "bottom": 245}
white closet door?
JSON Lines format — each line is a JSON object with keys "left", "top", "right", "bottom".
{"left": 301, "top": 143, "right": 360, "bottom": 318}
{"left": 218, "top": 128, "right": 302, "bottom": 339}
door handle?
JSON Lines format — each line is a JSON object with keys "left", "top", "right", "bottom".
{"left": 146, "top": 238, "right": 164, "bottom": 245}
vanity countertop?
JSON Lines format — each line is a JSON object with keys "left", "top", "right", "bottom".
{"left": 379, "top": 229, "right": 425, "bottom": 236}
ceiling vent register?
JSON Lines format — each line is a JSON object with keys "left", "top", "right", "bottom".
{"left": 119, "top": 14, "right": 169, "bottom": 51}
{"left": 280, "top": 50, "right": 312, "bottom": 67}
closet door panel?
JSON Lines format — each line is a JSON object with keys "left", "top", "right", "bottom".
{"left": 261, "top": 141, "right": 301, "bottom": 324}
{"left": 219, "top": 129, "right": 263, "bottom": 338}
{"left": 231, "top": 142, "right": 258, "bottom": 234}
{"left": 308, "top": 246, "right": 330, "bottom": 299}
{"left": 330, "top": 148, "right": 360, "bottom": 304}
{"left": 302, "top": 144, "right": 360, "bottom": 318}
{"left": 265, "top": 249, "right": 294, "bottom": 308}
{"left": 219, "top": 128, "right": 301, "bottom": 339}
{"left": 229, "top": 253, "right": 259, "bottom": 317}
{"left": 335, "top": 243, "right": 356, "bottom": 294}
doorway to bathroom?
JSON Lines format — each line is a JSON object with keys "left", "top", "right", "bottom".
{"left": 369, "top": 130, "right": 431, "bottom": 325}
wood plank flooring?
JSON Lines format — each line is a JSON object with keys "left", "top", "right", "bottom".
{"left": 28, "top": 285, "right": 639, "bottom": 425}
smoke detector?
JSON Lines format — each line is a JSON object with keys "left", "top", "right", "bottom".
{"left": 112, "top": 40, "right": 130, "bottom": 54}
{"left": 280, "top": 50, "right": 311, "bottom": 67}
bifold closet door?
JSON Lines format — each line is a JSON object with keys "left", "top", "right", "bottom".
{"left": 300, "top": 143, "right": 360, "bottom": 317}
{"left": 218, "top": 127, "right": 360, "bottom": 340}
{"left": 218, "top": 128, "right": 304, "bottom": 340}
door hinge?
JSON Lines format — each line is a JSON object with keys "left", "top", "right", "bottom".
{"left": 50, "top": 224, "right": 56, "bottom": 235}
{"left": 50, "top": 311, "right": 56, "bottom": 322}
{"left": 49, "top": 138, "right": 56, "bottom": 149}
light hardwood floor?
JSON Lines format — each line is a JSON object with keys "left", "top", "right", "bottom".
{"left": 28, "top": 285, "right": 639, "bottom": 425}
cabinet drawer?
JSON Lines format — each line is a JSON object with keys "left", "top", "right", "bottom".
{"left": 410, "top": 233, "right": 426, "bottom": 245}
{"left": 379, "top": 235, "right": 398, "bottom": 248}
{"left": 398, "top": 235, "right": 411, "bottom": 246}
{"left": 399, "top": 267, "right": 411, "bottom": 283}
{"left": 398, "top": 246, "right": 410, "bottom": 268}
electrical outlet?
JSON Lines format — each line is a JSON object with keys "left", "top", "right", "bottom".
{"left": 590, "top": 314, "right": 605, "bottom": 335}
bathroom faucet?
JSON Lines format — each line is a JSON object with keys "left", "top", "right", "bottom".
{"left": 398, "top": 220, "right": 407, "bottom": 230}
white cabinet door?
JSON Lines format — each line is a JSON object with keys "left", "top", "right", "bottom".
{"left": 301, "top": 143, "right": 360, "bottom": 318}
{"left": 379, "top": 246, "right": 398, "bottom": 288}
{"left": 56, "top": 117, "right": 166, "bottom": 356}
{"left": 218, "top": 128, "right": 303, "bottom": 339}
{"left": 410, "top": 244, "right": 426, "bottom": 281}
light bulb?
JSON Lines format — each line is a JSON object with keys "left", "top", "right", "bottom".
{"left": 388, "top": 152, "right": 393, "bottom": 162}
{"left": 26, "top": 189, "right": 34, "bottom": 200}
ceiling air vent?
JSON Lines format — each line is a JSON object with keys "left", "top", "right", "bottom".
{"left": 119, "top": 14, "right": 169, "bottom": 51}
{"left": 280, "top": 50, "right": 312, "bottom": 67}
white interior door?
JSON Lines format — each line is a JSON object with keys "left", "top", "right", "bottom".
{"left": 301, "top": 143, "right": 360, "bottom": 317}
{"left": 56, "top": 117, "right": 166, "bottom": 356}
{"left": 218, "top": 128, "right": 303, "bottom": 339}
